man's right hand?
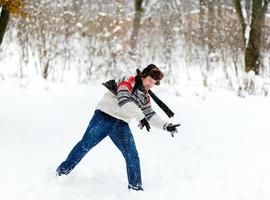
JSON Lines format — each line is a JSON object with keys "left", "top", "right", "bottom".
{"left": 138, "top": 118, "right": 151, "bottom": 132}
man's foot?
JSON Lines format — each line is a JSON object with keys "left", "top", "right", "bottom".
{"left": 128, "top": 184, "right": 144, "bottom": 191}
{"left": 56, "top": 166, "right": 71, "bottom": 176}
{"left": 56, "top": 171, "right": 63, "bottom": 177}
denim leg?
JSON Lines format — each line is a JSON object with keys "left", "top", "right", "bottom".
{"left": 57, "top": 110, "right": 110, "bottom": 175}
{"left": 109, "top": 121, "right": 142, "bottom": 187}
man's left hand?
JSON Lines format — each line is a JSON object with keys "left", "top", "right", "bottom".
{"left": 164, "top": 123, "right": 181, "bottom": 137}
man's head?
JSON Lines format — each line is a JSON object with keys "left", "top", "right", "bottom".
{"left": 141, "top": 64, "right": 163, "bottom": 90}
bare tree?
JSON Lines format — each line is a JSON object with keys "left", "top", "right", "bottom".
{"left": 0, "top": 0, "right": 26, "bottom": 46}
{"left": 25, "top": 0, "right": 65, "bottom": 79}
{"left": 0, "top": 5, "right": 10, "bottom": 46}
{"left": 130, "top": 0, "right": 144, "bottom": 50}
{"left": 199, "top": 0, "right": 215, "bottom": 87}
{"left": 246, "top": 0, "right": 269, "bottom": 74}
{"left": 233, "top": 0, "right": 247, "bottom": 46}
{"left": 234, "top": 0, "right": 269, "bottom": 75}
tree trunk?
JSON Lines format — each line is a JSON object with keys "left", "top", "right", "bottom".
{"left": 245, "top": 0, "right": 266, "bottom": 74}
{"left": 130, "top": 0, "right": 144, "bottom": 50}
{"left": 233, "top": 0, "right": 247, "bottom": 46}
{"left": 207, "top": 0, "right": 215, "bottom": 52}
{"left": 43, "top": 61, "right": 49, "bottom": 79}
{"left": 199, "top": 0, "right": 207, "bottom": 86}
{"left": 0, "top": 5, "right": 10, "bottom": 46}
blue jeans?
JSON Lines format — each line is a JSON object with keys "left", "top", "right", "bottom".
{"left": 57, "top": 110, "right": 142, "bottom": 187}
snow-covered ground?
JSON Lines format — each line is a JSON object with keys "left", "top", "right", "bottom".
{"left": 1, "top": 80, "right": 270, "bottom": 200}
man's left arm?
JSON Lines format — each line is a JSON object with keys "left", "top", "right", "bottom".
{"left": 141, "top": 104, "right": 180, "bottom": 137}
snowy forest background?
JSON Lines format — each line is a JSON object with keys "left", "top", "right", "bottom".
{"left": 0, "top": 0, "right": 270, "bottom": 96}
{"left": 1, "top": 2, "right": 270, "bottom": 199}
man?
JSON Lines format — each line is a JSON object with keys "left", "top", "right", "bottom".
{"left": 56, "top": 64, "right": 180, "bottom": 191}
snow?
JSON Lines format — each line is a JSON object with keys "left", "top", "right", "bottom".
{"left": 98, "top": 12, "right": 108, "bottom": 17}
{"left": 112, "top": 26, "right": 122, "bottom": 33}
{"left": 1, "top": 79, "right": 270, "bottom": 200}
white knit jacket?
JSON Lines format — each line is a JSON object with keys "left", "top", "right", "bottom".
{"left": 96, "top": 76, "right": 167, "bottom": 130}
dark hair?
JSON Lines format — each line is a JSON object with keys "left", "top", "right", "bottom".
{"left": 141, "top": 64, "right": 164, "bottom": 85}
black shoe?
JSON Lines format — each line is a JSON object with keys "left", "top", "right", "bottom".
{"left": 56, "top": 171, "right": 62, "bottom": 176}
{"left": 128, "top": 184, "right": 144, "bottom": 191}
{"left": 56, "top": 166, "right": 70, "bottom": 176}
{"left": 56, "top": 168, "right": 68, "bottom": 176}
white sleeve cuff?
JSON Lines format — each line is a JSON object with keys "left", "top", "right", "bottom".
{"left": 149, "top": 114, "right": 167, "bottom": 130}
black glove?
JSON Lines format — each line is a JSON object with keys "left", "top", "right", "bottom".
{"left": 163, "top": 123, "right": 180, "bottom": 137}
{"left": 138, "top": 118, "right": 151, "bottom": 132}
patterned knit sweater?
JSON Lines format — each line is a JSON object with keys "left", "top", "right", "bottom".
{"left": 96, "top": 76, "right": 167, "bottom": 130}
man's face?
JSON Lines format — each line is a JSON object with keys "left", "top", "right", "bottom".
{"left": 142, "top": 76, "right": 157, "bottom": 91}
